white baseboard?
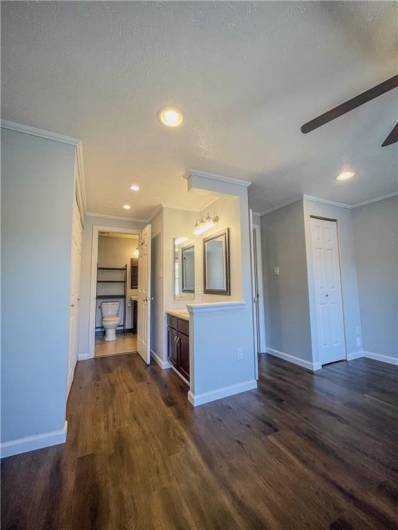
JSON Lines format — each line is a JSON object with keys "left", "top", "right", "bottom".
{"left": 267, "top": 348, "right": 322, "bottom": 372}
{"left": 151, "top": 350, "right": 171, "bottom": 369}
{"left": 363, "top": 351, "right": 398, "bottom": 366}
{"left": 347, "top": 351, "right": 364, "bottom": 361}
{"left": 188, "top": 379, "right": 257, "bottom": 407}
{"left": 1, "top": 420, "right": 68, "bottom": 459}
{"left": 78, "top": 353, "right": 92, "bottom": 361}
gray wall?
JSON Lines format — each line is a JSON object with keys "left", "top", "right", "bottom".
{"left": 352, "top": 195, "right": 398, "bottom": 360}
{"left": 261, "top": 200, "right": 312, "bottom": 361}
{"left": 1, "top": 129, "right": 75, "bottom": 442}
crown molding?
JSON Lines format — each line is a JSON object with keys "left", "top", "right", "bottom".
{"left": 258, "top": 197, "right": 303, "bottom": 216}
{"left": 75, "top": 142, "right": 87, "bottom": 218}
{"left": 188, "top": 169, "right": 251, "bottom": 188}
{"left": 0, "top": 120, "right": 80, "bottom": 145}
{"left": 86, "top": 211, "right": 148, "bottom": 223}
{"left": 352, "top": 191, "right": 398, "bottom": 208}
{"left": 303, "top": 194, "right": 351, "bottom": 209}
{"left": 147, "top": 204, "right": 163, "bottom": 222}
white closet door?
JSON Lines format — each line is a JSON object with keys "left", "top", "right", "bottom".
{"left": 310, "top": 217, "right": 346, "bottom": 365}
{"left": 137, "top": 223, "right": 151, "bottom": 365}
{"left": 67, "top": 196, "right": 82, "bottom": 395}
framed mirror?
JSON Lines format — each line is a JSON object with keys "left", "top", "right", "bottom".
{"left": 203, "top": 228, "right": 230, "bottom": 295}
{"left": 181, "top": 245, "right": 195, "bottom": 293}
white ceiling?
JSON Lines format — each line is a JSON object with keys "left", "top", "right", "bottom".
{"left": 2, "top": 2, "right": 397, "bottom": 218}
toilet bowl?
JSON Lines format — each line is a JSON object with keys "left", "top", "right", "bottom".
{"left": 101, "top": 301, "right": 121, "bottom": 341}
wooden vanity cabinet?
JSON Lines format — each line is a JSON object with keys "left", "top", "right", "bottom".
{"left": 167, "top": 315, "right": 190, "bottom": 382}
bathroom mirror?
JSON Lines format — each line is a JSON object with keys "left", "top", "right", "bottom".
{"left": 203, "top": 228, "right": 230, "bottom": 295}
{"left": 174, "top": 239, "right": 195, "bottom": 298}
{"left": 181, "top": 245, "right": 195, "bottom": 292}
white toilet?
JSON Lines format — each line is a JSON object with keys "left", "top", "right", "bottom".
{"left": 101, "top": 301, "right": 121, "bottom": 341}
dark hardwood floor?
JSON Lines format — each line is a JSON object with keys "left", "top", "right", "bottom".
{"left": 2, "top": 354, "right": 398, "bottom": 529}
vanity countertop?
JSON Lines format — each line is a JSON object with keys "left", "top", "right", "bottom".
{"left": 167, "top": 309, "right": 190, "bottom": 321}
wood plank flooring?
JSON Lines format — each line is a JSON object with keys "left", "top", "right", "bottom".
{"left": 2, "top": 354, "right": 398, "bottom": 529}
{"left": 95, "top": 333, "right": 137, "bottom": 357}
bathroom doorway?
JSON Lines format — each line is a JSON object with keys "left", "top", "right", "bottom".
{"left": 94, "top": 231, "right": 139, "bottom": 357}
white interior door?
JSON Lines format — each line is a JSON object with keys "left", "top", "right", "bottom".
{"left": 310, "top": 217, "right": 345, "bottom": 365}
{"left": 137, "top": 223, "right": 151, "bottom": 364}
{"left": 67, "top": 196, "right": 82, "bottom": 395}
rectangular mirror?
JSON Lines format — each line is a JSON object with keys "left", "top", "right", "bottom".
{"left": 174, "top": 239, "right": 195, "bottom": 298}
{"left": 181, "top": 245, "right": 195, "bottom": 292}
{"left": 203, "top": 228, "right": 230, "bottom": 295}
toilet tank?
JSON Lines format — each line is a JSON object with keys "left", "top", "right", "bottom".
{"left": 101, "top": 301, "right": 120, "bottom": 318}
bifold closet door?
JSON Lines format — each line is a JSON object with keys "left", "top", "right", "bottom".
{"left": 309, "top": 217, "right": 346, "bottom": 365}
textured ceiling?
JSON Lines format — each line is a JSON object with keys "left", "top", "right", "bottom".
{"left": 2, "top": 1, "right": 397, "bottom": 218}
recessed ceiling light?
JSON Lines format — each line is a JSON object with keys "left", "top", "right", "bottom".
{"left": 123, "top": 204, "right": 131, "bottom": 210}
{"left": 130, "top": 184, "right": 140, "bottom": 192}
{"left": 159, "top": 107, "right": 183, "bottom": 127}
{"left": 336, "top": 170, "right": 355, "bottom": 181}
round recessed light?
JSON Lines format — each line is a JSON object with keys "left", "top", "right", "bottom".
{"left": 130, "top": 184, "right": 140, "bottom": 192}
{"left": 159, "top": 107, "right": 183, "bottom": 127}
{"left": 336, "top": 170, "right": 355, "bottom": 181}
{"left": 123, "top": 204, "right": 131, "bottom": 210}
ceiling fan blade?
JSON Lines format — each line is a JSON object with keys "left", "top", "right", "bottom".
{"left": 301, "top": 74, "right": 398, "bottom": 134}
{"left": 382, "top": 123, "right": 398, "bottom": 147}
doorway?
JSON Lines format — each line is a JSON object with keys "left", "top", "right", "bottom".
{"left": 95, "top": 231, "right": 139, "bottom": 357}
{"left": 88, "top": 223, "right": 152, "bottom": 364}
{"left": 309, "top": 217, "right": 346, "bottom": 365}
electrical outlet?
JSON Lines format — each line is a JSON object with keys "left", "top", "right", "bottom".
{"left": 236, "top": 348, "right": 244, "bottom": 361}
{"left": 356, "top": 336, "right": 362, "bottom": 348}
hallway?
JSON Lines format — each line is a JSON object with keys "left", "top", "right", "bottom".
{"left": 2, "top": 354, "right": 398, "bottom": 529}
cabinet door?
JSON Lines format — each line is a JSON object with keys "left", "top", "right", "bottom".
{"left": 168, "top": 327, "right": 178, "bottom": 368}
{"left": 178, "top": 332, "right": 190, "bottom": 381}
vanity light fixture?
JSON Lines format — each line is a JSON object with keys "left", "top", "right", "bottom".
{"left": 175, "top": 236, "right": 189, "bottom": 247}
{"left": 123, "top": 204, "right": 131, "bottom": 210}
{"left": 159, "top": 107, "right": 183, "bottom": 127}
{"left": 193, "top": 215, "right": 219, "bottom": 236}
{"left": 132, "top": 248, "right": 139, "bottom": 258}
{"left": 336, "top": 170, "right": 355, "bottom": 181}
{"left": 130, "top": 184, "right": 140, "bottom": 192}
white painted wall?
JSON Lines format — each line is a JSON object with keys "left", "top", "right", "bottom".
{"left": 1, "top": 129, "right": 75, "bottom": 446}
{"left": 352, "top": 195, "right": 398, "bottom": 361}
{"left": 78, "top": 214, "right": 144, "bottom": 357}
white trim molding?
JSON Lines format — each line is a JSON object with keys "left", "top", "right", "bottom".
{"left": 352, "top": 192, "right": 398, "bottom": 208}
{"left": 267, "top": 348, "right": 322, "bottom": 372}
{"left": 0, "top": 120, "right": 80, "bottom": 145}
{"left": 346, "top": 351, "right": 364, "bottom": 361}
{"left": 363, "top": 351, "right": 398, "bottom": 365}
{"left": 187, "top": 301, "right": 245, "bottom": 314}
{"left": 303, "top": 194, "right": 351, "bottom": 209}
{"left": 151, "top": 350, "right": 171, "bottom": 369}
{"left": 86, "top": 211, "right": 148, "bottom": 224}
{"left": 347, "top": 351, "right": 397, "bottom": 365}
{"left": 78, "top": 353, "right": 91, "bottom": 362}
{"left": 188, "top": 380, "right": 257, "bottom": 406}
{"left": 1, "top": 421, "right": 68, "bottom": 459}
{"left": 188, "top": 169, "right": 251, "bottom": 188}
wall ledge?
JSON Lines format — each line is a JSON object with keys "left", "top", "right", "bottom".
{"left": 187, "top": 301, "right": 245, "bottom": 314}
{"left": 1, "top": 421, "right": 68, "bottom": 459}
{"left": 188, "top": 379, "right": 257, "bottom": 406}
{"left": 267, "top": 348, "right": 322, "bottom": 372}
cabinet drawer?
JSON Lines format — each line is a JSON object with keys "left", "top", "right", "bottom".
{"left": 167, "top": 315, "right": 178, "bottom": 330}
{"left": 177, "top": 318, "right": 189, "bottom": 335}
